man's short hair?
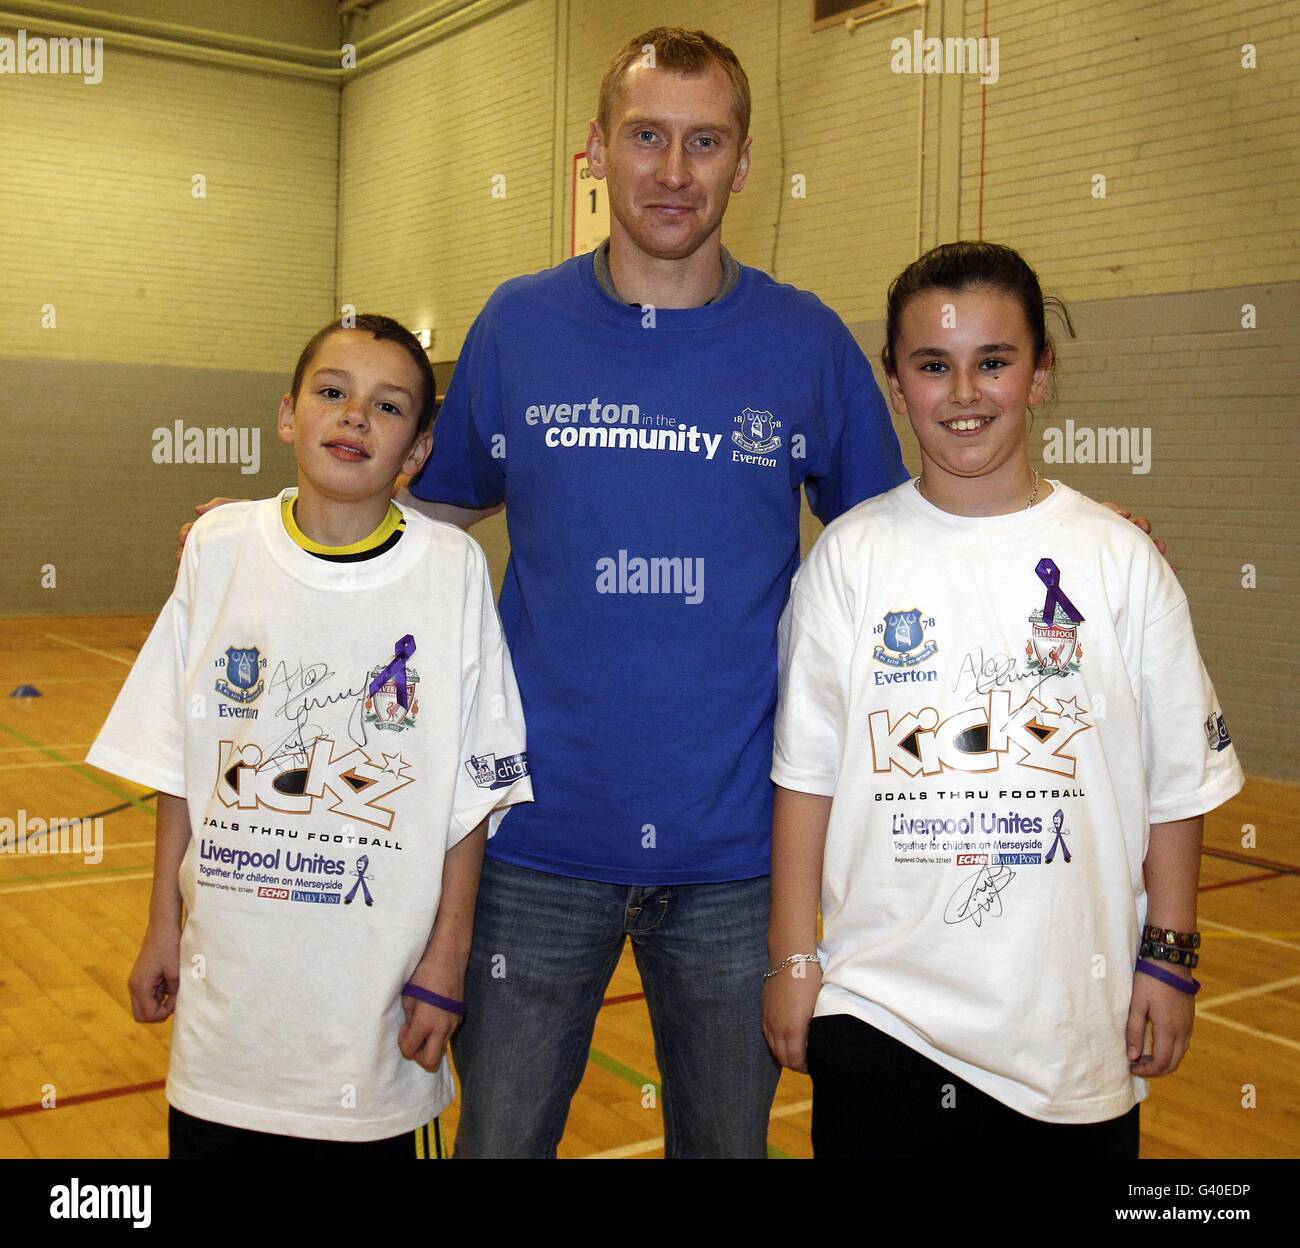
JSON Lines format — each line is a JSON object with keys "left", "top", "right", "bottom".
{"left": 597, "top": 27, "right": 751, "bottom": 140}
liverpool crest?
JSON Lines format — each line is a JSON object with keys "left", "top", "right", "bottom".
{"left": 363, "top": 665, "right": 420, "bottom": 731}
{"left": 1025, "top": 609, "right": 1082, "bottom": 677}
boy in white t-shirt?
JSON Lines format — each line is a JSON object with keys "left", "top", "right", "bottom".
{"left": 762, "top": 243, "right": 1244, "bottom": 1158}
{"left": 88, "top": 314, "right": 532, "bottom": 1158}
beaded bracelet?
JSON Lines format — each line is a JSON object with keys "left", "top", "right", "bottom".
{"left": 1142, "top": 924, "right": 1201, "bottom": 950}
{"left": 1139, "top": 940, "right": 1199, "bottom": 969}
{"left": 764, "top": 953, "right": 820, "bottom": 980}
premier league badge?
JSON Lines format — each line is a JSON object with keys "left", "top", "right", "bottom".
{"left": 363, "top": 665, "right": 420, "bottom": 731}
{"left": 731, "top": 407, "right": 782, "bottom": 455}
{"left": 465, "top": 753, "right": 496, "bottom": 788}
{"left": 465, "top": 750, "right": 530, "bottom": 790}
{"left": 873, "top": 608, "right": 939, "bottom": 668}
{"left": 215, "top": 646, "right": 265, "bottom": 703}
{"left": 1203, "top": 711, "right": 1232, "bottom": 752}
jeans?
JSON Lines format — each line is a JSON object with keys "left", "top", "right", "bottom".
{"left": 450, "top": 857, "right": 781, "bottom": 1158}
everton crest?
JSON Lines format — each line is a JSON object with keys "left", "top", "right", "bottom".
{"left": 731, "top": 407, "right": 782, "bottom": 455}
{"left": 1025, "top": 609, "right": 1083, "bottom": 677}
{"left": 872, "top": 608, "right": 939, "bottom": 668}
{"left": 363, "top": 665, "right": 420, "bottom": 732}
{"left": 215, "top": 646, "right": 265, "bottom": 703}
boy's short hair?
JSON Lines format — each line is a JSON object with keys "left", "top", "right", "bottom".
{"left": 291, "top": 315, "right": 437, "bottom": 435}
{"left": 597, "top": 27, "right": 751, "bottom": 140}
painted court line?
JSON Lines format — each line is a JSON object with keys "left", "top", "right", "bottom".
{"left": 1199, "top": 871, "right": 1286, "bottom": 893}
{"left": 1197, "top": 972, "right": 1300, "bottom": 1011}
{"left": 0, "top": 871, "right": 152, "bottom": 896}
{"left": 583, "top": 1099, "right": 813, "bottom": 1159}
{"left": 1197, "top": 1011, "right": 1300, "bottom": 1055}
{"left": 1202, "top": 847, "right": 1300, "bottom": 877}
{"left": 0, "top": 743, "right": 89, "bottom": 754}
{"left": 1200, "top": 917, "right": 1300, "bottom": 955}
{"left": 45, "top": 634, "right": 135, "bottom": 667}
{"left": 0, "top": 720, "right": 153, "bottom": 815}
{"left": 0, "top": 1079, "right": 166, "bottom": 1120}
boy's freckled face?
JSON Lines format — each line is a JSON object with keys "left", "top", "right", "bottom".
{"left": 278, "top": 331, "right": 429, "bottom": 500}
{"left": 887, "top": 287, "right": 1050, "bottom": 482}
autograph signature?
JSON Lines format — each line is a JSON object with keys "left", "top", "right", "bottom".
{"left": 943, "top": 864, "right": 1016, "bottom": 927}
{"left": 953, "top": 647, "right": 1052, "bottom": 704}
{"left": 266, "top": 659, "right": 370, "bottom": 760}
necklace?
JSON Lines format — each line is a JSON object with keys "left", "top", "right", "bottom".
{"left": 915, "top": 469, "right": 1041, "bottom": 510}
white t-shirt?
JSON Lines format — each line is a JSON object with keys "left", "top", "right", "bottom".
{"left": 773, "top": 480, "right": 1243, "bottom": 1123}
{"left": 87, "top": 489, "right": 533, "bottom": 1141}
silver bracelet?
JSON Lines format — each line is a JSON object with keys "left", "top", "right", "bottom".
{"left": 764, "top": 953, "right": 820, "bottom": 979}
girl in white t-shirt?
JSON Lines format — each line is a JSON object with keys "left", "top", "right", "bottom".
{"left": 763, "top": 241, "right": 1243, "bottom": 1157}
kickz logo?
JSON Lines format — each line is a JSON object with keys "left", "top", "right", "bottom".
{"left": 215, "top": 738, "right": 413, "bottom": 829}
{"left": 731, "top": 408, "right": 782, "bottom": 455}
{"left": 869, "top": 689, "right": 1093, "bottom": 778}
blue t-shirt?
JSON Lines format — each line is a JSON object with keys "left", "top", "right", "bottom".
{"left": 410, "top": 250, "right": 907, "bottom": 883}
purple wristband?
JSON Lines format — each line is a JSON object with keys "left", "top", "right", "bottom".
{"left": 1135, "top": 958, "right": 1200, "bottom": 996}
{"left": 402, "top": 982, "right": 466, "bottom": 1016}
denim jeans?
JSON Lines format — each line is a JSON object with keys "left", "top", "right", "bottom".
{"left": 450, "top": 856, "right": 781, "bottom": 1158}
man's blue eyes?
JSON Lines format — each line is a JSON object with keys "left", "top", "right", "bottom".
{"left": 636, "top": 131, "right": 717, "bottom": 148}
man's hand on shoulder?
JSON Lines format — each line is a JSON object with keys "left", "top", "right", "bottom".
{"left": 394, "top": 485, "right": 503, "bottom": 531}
{"left": 176, "top": 497, "right": 244, "bottom": 569}
{"left": 1103, "top": 500, "right": 1170, "bottom": 561}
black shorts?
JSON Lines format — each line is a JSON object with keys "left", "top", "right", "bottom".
{"left": 806, "top": 1013, "right": 1140, "bottom": 1159}
{"left": 167, "top": 1106, "right": 443, "bottom": 1160}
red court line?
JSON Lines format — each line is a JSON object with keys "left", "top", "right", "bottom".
{"left": 1198, "top": 871, "right": 1286, "bottom": 894}
{"left": 0, "top": 1078, "right": 165, "bottom": 1119}
{"left": 1202, "top": 848, "right": 1300, "bottom": 876}
{"left": 1, "top": 994, "right": 650, "bottom": 1119}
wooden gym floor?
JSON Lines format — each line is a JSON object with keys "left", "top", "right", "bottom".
{"left": 1, "top": 615, "right": 1297, "bottom": 1159}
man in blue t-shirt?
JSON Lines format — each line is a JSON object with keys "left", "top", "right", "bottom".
{"left": 396, "top": 27, "right": 906, "bottom": 1158}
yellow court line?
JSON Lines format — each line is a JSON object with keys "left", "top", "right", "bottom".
{"left": 0, "top": 743, "right": 91, "bottom": 754}
{"left": 0, "top": 839, "right": 156, "bottom": 863}
{"left": 44, "top": 634, "right": 136, "bottom": 667}
{"left": 1201, "top": 918, "right": 1300, "bottom": 955}
{"left": 0, "top": 760, "right": 91, "bottom": 772}
{"left": 581, "top": 1098, "right": 813, "bottom": 1160}
{"left": 1198, "top": 1011, "right": 1300, "bottom": 1054}
{"left": 0, "top": 871, "right": 152, "bottom": 895}
{"left": 1199, "top": 973, "right": 1300, "bottom": 1010}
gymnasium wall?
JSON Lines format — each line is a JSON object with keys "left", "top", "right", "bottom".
{"left": 2, "top": 0, "right": 1295, "bottom": 778}
{"left": 0, "top": 0, "right": 339, "bottom": 618}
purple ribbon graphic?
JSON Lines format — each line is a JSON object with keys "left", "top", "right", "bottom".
{"left": 344, "top": 855, "right": 374, "bottom": 906}
{"left": 1045, "top": 809, "right": 1072, "bottom": 864}
{"left": 368, "top": 634, "right": 416, "bottom": 709}
{"left": 1035, "top": 559, "right": 1085, "bottom": 626}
